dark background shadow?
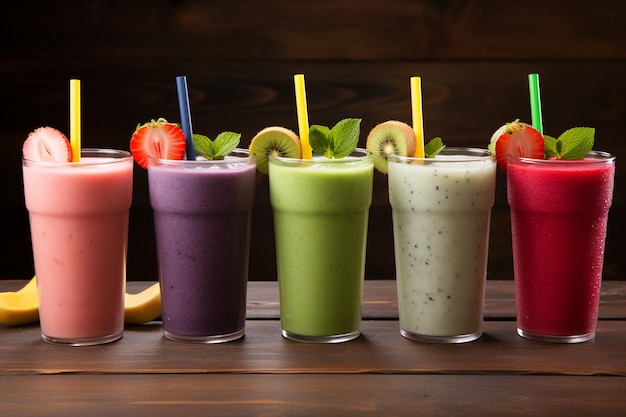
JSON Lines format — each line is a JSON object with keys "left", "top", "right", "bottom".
{"left": 1, "top": 0, "right": 624, "bottom": 281}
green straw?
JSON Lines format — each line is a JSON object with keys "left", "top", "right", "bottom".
{"left": 528, "top": 73, "right": 543, "bottom": 134}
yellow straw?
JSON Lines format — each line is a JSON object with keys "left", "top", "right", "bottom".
{"left": 294, "top": 74, "right": 313, "bottom": 160}
{"left": 69, "top": 79, "right": 81, "bottom": 162}
{"left": 410, "top": 76, "right": 425, "bottom": 158}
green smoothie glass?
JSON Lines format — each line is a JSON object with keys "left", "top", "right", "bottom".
{"left": 269, "top": 149, "right": 374, "bottom": 343}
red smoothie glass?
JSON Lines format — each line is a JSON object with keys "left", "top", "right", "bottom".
{"left": 147, "top": 149, "right": 256, "bottom": 343}
{"left": 507, "top": 151, "right": 615, "bottom": 343}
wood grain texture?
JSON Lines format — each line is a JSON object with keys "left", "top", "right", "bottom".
{"left": 1, "top": 0, "right": 625, "bottom": 282}
{"left": 1, "top": 280, "right": 625, "bottom": 416}
{"left": 1, "top": 62, "right": 624, "bottom": 281}
{"left": 239, "top": 279, "right": 626, "bottom": 321}
{"left": 3, "top": 280, "right": 625, "bottom": 321}
{"left": 1, "top": 320, "right": 625, "bottom": 376}
{"left": 2, "top": 4, "right": 624, "bottom": 414}
{"left": 1, "top": 281, "right": 626, "bottom": 378}
{"left": 3, "top": 0, "right": 625, "bottom": 60}
{"left": 1, "top": 374, "right": 625, "bottom": 417}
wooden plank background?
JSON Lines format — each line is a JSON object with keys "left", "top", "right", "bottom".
{"left": 1, "top": 0, "right": 624, "bottom": 281}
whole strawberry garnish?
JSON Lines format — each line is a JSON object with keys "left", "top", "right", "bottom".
{"left": 130, "top": 118, "right": 186, "bottom": 168}
{"left": 22, "top": 127, "right": 73, "bottom": 162}
{"left": 489, "top": 120, "right": 544, "bottom": 171}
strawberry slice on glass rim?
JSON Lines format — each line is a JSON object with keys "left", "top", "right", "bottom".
{"left": 129, "top": 118, "right": 187, "bottom": 169}
{"left": 489, "top": 120, "right": 544, "bottom": 171}
{"left": 22, "top": 127, "right": 73, "bottom": 162}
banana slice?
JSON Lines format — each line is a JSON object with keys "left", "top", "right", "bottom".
{"left": 0, "top": 277, "right": 161, "bottom": 326}
{"left": 124, "top": 282, "right": 161, "bottom": 325}
{"left": 0, "top": 276, "right": 39, "bottom": 326}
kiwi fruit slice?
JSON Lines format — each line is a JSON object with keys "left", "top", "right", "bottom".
{"left": 249, "top": 126, "right": 301, "bottom": 174}
{"left": 365, "top": 120, "right": 416, "bottom": 173}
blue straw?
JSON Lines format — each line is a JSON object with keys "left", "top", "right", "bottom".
{"left": 176, "top": 75, "right": 196, "bottom": 160}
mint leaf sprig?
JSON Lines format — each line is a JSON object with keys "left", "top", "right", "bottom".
{"left": 424, "top": 137, "right": 446, "bottom": 158}
{"left": 543, "top": 127, "right": 594, "bottom": 160}
{"left": 192, "top": 131, "right": 241, "bottom": 160}
{"left": 309, "top": 118, "right": 361, "bottom": 158}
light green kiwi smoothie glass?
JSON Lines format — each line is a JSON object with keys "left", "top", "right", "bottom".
{"left": 388, "top": 148, "right": 496, "bottom": 343}
{"left": 269, "top": 148, "right": 374, "bottom": 343}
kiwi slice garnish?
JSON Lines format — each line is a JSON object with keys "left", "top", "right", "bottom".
{"left": 365, "top": 120, "right": 416, "bottom": 173}
{"left": 249, "top": 126, "right": 301, "bottom": 174}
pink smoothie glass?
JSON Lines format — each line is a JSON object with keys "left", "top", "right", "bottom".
{"left": 507, "top": 151, "right": 615, "bottom": 343}
{"left": 23, "top": 149, "right": 133, "bottom": 346}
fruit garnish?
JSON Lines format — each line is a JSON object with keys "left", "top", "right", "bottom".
{"left": 129, "top": 118, "right": 186, "bottom": 168}
{"left": 0, "top": 276, "right": 39, "bottom": 326}
{"left": 366, "top": 120, "right": 416, "bottom": 173}
{"left": 489, "top": 120, "right": 596, "bottom": 171}
{"left": 22, "top": 127, "right": 73, "bottom": 162}
{"left": 365, "top": 120, "right": 447, "bottom": 173}
{"left": 309, "top": 118, "right": 361, "bottom": 159}
{"left": 424, "top": 137, "right": 446, "bottom": 158}
{"left": 124, "top": 282, "right": 162, "bottom": 325}
{"left": 193, "top": 131, "right": 241, "bottom": 160}
{"left": 489, "top": 120, "right": 545, "bottom": 171}
{"left": 249, "top": 126, "right": 301, "bottom": 174}
{"left": 543, "top": 127, "right": 594, "bottom": 160}
{"left": 0, "top": 276, "right": 162, "bottom": 326}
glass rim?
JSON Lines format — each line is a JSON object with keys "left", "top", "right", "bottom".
{"left": 509, "top": 150, "right": 615, "bottom": 165}
{"left": 147, "top": 148, "right": 255, "bottom": 167}
{"left": 388, "top": 147, "right": 494, "bottom": 164}
{"left": 22, "top": 148, "right": 132, "bottom": 166}
{"left": 269, "top": 147, "right": 371, "bottom": 164}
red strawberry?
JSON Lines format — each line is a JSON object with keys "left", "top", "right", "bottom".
{"left": 130, "top": 118, "right": 186, "bottom": 168}
{"left": 491, "top": 120, "right": 544, "bottom": 171}
{"left": 22, "top": 127, "right": 73, "bottom": 162}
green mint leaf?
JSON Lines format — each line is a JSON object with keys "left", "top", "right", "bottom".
{"left": 192, "top": 132, "right": 241, "bottom": 160}
{"left": 424, "top": 137, "right": 446, "bottom": 158}
{"left": 193, "top": 134, "right": 215, "bottom": 160}
{"left": 212, "top": 131, "right": 241, "bottom": 160}
{"left": 309, "top": 125, "right": 332, "bottom": 157}
{"left": 309, "top": 119, "right": 361, "bottom": 159}
{"left": 330, "top": 118, "right": 361, "bottom": 158}
{"left": 557, "top": 127, "right": 594, "bottom": 160}
{"left": 543, "top": 135, "right": 559, "bottom": 158}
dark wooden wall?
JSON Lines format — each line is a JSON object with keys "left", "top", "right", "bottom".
{"left": 1, "top": 0, "right": 624, "bottom": 281}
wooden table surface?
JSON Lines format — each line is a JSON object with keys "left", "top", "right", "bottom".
{"left": 1, "top": 279, "right": 625, "bottom": 416}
